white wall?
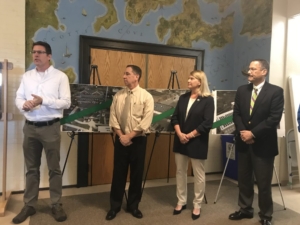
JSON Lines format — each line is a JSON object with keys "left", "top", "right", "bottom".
{"left": 0, "top": 0, "right": 77, "bottom": 193}
{"left": 269, "top": 0, "right": 300, "bottom": 184}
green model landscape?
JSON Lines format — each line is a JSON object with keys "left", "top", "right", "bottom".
{"left": 93, "top": 0, "right": 118, "bottom": 33}
{"left": 157, "top": 0, "right": 234, "bottom": 48}
{"left": 125, "top": 0, "right": 176, "bottom": 24}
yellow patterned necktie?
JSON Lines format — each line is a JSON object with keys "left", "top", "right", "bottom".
{"left": 250, "top": 88, "right": 258, "bottom": 115}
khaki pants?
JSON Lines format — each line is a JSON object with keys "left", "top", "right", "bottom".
{"left": 175, "top": 153, "right": 205, "bottom": 209}
{"left": 23, "top": 121, "right": 62, "bottom": 207}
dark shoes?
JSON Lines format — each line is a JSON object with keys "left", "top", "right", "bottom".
{"left": 106, "top": 208, "right": 120, "bottom": 220}
{"left": 12, "top": 205, "right": 36, "bottom": 224}
{"left": 173, "top": 204, "right": 187, "bottom": 215}
{"left": 52, "top": 204, "right": 67, "bottom": 222}
{"left": 229, "top": 211, "right": 253, "bottom": 220}
{"left": 261, "top": 219, "right": 272, "bottom": 225}
{"left": 191, "top": 212, "right": 200, "bottom": 220}
{"left": 127, "top": 208, "right": 143, "bottom": 219}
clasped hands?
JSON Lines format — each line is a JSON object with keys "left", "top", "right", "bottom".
{"left": 22, "top": 94, "right": 43, "bottom": 111}
{"left": 178, "top": 132, "right": 194, "bottom": 144}
{"left": 240, "top": 130, "right": 255, "bottom": 144}
{"left": 119, "top": 134, "right": 133, "bottom": 146}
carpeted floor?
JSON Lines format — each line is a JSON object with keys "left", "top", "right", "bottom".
{"left": 30, "top": 179, "right": 299, "bottom": 225}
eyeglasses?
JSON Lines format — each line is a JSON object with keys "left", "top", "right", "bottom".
{"left": 248, "top": 67, "right": 265, "bottom": 71}
{"left": 30, "top": 51, "right": 47, "bottom": 55}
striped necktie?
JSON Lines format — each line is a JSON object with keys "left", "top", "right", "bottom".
{"left": 250, "top": 88, "right": 258, "bottom": 115}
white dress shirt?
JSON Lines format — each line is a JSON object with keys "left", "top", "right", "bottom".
{"left": 15, "top": 66, "right": 71, "bottom": 121}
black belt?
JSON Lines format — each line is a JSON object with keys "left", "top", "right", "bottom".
{"left": 25, "top": 118, "right": 60, "bottom": 127}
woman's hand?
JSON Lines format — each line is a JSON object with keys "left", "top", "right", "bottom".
{"left": 179, "top": 132, "right": 189, "bottom": 144}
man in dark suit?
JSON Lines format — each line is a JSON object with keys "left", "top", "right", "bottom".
{"left": 229, "top": 59, "right": 284, "bottom": 225}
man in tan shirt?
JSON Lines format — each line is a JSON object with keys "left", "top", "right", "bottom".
{"left": 106, "top": 65, "right": 154, "bottom": 220}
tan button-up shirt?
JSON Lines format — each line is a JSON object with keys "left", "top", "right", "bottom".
{"left": 109, "top": 85, "right": 154, "bottom": 135}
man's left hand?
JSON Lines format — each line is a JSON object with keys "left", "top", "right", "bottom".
{"left": 31, "top": 94, "right": 43, "bottom": 106}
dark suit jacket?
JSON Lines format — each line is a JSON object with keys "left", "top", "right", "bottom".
{"left": 233, "top": 82, "right": 284, "bottom": 158}
{"left": 171, "top": 92, "right": 214, "bottom": 159}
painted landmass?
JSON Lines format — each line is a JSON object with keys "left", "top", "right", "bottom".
{"left": 62, "top": 67, "right": 76, "bottom": 84}
{"left": 240, "top": 0, "right": 273, "bottom": 36}
{"left": 125, "top": 0, "right": 176, "bottom": 24}
{"left": 93, "top": 0, "right": 118, "bottom": 33}
{"left": 25, "top": 0, "right": 60, "bottom": 68}
{"left": 157, "top": 0, "right": 234, "bottom": 48}
{"left": 203, "top": 0, "right": 236, "bottom": 13}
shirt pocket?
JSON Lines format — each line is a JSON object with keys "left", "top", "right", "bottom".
{"left": 132, "top": 103, "right": 144, "bottom": 118}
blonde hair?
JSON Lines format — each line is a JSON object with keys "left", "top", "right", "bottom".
{"left": 190, "top": 70, "right": 212, "bottom": 97}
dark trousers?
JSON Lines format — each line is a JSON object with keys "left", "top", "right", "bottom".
{"left": 238, "top": 146, "right": 274, "bottom": 221}
{"left": 110, "top": 135, "right": 147, "bottom": 211}
{"left": 23, "top": 121, "right": 62, "bottom": 207}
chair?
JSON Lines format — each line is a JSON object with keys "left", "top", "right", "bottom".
{"left": 286, "top": 129, "right": 299, "bottom": 189}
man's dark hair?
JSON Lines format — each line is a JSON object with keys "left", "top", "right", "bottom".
{"left": 127, "top": 65, "right": 142, "bottom": 81}
{"left": 32, "top": 41, "right": 52, "bottom": 55}
{"left": 252, "top": 59, "right": 269, "bottom": 74}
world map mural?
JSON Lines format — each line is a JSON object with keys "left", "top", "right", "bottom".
{"left": 25, "top": 0, "right": 273, "bottom": 89}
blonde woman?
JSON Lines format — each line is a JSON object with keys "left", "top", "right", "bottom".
{"left": 171, "top": 70, "right": 214, "bottom": 220}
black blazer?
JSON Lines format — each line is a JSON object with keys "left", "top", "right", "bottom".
{"left": 233, "top": 82, "right": 284, "bottom": 157}
{"left": 171, "top": 92, "right": 214, "bottom": 159}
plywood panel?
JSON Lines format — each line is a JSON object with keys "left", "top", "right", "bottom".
{"left": 147, "top": 54, "right": 196, "bottom": 89}
{"left": 90, "top": 49, "right": 146, "bottom": 88}
{"left": 144, "top": 133, "right": 177, "bottom": 180}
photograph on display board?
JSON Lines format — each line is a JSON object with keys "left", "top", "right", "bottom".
{"left": 61, "top": 84, "right": 187, "bottom": 133}
{"left": 213, "top": 90, "right": 236, "bottom": 135}
{"left": 148, "top": 89, "right": 187, "bottom": 133}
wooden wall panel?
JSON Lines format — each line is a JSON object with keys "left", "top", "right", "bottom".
{"left": 147, "top": 54, "right": 196, "bottom": 89}
{"left": 90, "top": 49, "right": 146, "bottom": 88}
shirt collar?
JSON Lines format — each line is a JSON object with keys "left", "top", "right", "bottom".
{"left": 35, "top": 65, "right": 54, "bottom": 74}
{"left": 125, "top": 85, "right": 140, "bottom": 94}
{"left": 253, "top": 80, "right": 265, "bottom": 91}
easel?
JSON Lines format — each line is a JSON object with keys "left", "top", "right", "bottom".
{"left": 141, "top": 71, "right": 181, "bottom": 199}
{"left": 62, "top": 65, "right": 100, "bottom": 177}
{"left": 213, "top": 138, "right": 286, "bottom": 210}
{"left": 88, "top": 65, "right": 100, "bottom": 183}
{"left": 90, "top": 64, "right": 101, "bottom": 85}
{"left": 0, "top": 59, "right": 13, "bottom": 216}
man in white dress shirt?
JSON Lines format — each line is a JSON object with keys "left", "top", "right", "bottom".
{"left": 13, "top": 41, "right": 71, "bottom": 224}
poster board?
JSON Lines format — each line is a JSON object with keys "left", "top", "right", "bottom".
{"left": 212, "top": 90, "right": 236, "bottom": 135}
{"left": 62, "top": 84, "right": 187, "bottom": 133}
